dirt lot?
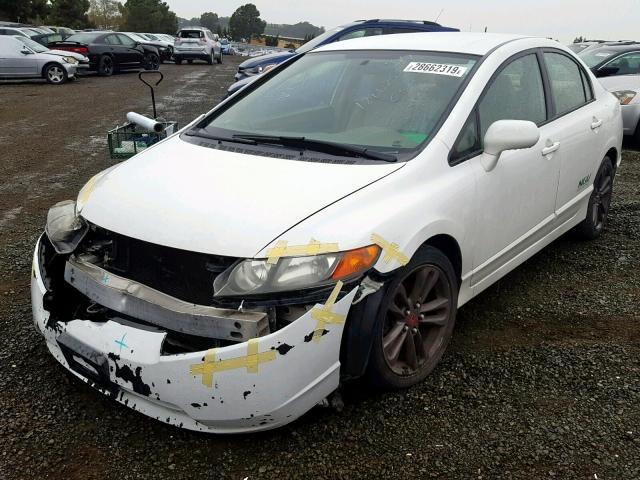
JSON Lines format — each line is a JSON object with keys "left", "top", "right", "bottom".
{"left": 0, "top": 59, "right": 638, "bottom": 480}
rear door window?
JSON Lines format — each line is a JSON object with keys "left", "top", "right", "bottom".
{"left": 602, "top": 51, "right": 640, "bottom": 75}
{"left": 543, "top": 52, "right": 589, "bottom": 115}
{"left": 105, "top": 34, "right": 122, "bottom": 45}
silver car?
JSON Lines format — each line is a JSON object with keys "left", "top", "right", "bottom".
{"left": 0, "top": 35, "right": 85, "bottom": 84}
{"left": 173, "top": 26, "right": 222, "bottom": 65}
{"left": 580, "top": 44, "right": 640, "bottom": 140}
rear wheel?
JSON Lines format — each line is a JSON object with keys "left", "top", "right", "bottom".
{"left": 366, "top": 246, "right": 458, "bottom": 389}
{"left": 97, "top": 55, "right": 114, "bottom": 76}
{"left": 207, "top": 51, "right": 214, "bottom": 65}
{"left": 573, "top": 156, "right": 614, "bottom": 239}
{"left": 44, "top": 64, "right": 67, "bottom": 84}
{"left": 174, "top": 56, "right": 182, "bottom": 65}
{"left": 216, "top": 51, "right": 222, "bottom": 64}
{"left": 187, "top": 59, "right": 193, "bottom": 64}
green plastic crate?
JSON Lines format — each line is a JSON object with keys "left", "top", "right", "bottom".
{"left": 107, "top": 121, "right": 178, "bottom": 160}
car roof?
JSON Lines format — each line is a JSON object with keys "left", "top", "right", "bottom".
{"left": 315, "top": 32, "right": 532, "bottom": 56}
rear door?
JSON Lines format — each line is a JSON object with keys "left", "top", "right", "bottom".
{"left": 104, "top": 33, "right": 126, "bottom": 65}
{"left": 541, "top": 49, "right": 606, "bottom": 214}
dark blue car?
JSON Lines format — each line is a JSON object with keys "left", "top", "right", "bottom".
{"left": 231, "top": 19, "right": 459, "bottom": 90}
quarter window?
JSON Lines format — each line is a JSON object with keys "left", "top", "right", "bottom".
{"left": 544, "top": 52, "right": 588, "bottom": 115}
{"left": 478, "top": 53, "right": 546, "bottom": 139}
{"left": 337, "top": 28, "right": 384, "bottom": 41}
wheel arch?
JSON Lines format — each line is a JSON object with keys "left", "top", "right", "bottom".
{"left": 605, "top": 146, "right": 618, "bottom": 172}
{"left": 421, "top": 234, "right": 462, "bottom": 286}
{"left": 41, "top": 61, "right": 64, "bottom": 78}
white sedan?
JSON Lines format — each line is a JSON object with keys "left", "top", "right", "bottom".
{"left": 32, "top": 33, "right": 622, "bottom": 433}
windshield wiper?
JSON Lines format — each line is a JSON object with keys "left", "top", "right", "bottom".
{"left": 231, "top": 134, "right": 398, "bottom": 162}
{"left": 184, "top": 129, "right": 257, "bottom": 145}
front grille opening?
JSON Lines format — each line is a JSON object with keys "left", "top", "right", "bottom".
{"left": 77, "top": 224, "right": 239, "bottom": 305}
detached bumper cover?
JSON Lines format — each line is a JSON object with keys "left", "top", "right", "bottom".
{"left": 32, "top": 245, "right": 358, "bottom": 433}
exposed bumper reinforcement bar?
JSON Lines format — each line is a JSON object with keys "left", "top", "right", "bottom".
{"left": 64, "top": 256, "right": 269, "bottom": 341}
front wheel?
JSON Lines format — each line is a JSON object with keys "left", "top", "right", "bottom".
{"left": 573, "top": 156, "right": 614, "bottom": 240}
{"left": 174, "top": 57, "right": 182, "bottom": 65}
{"left": 44, "top": 64, "right": 67, "bottom": 84}
{"left": 144, "top": 53, "right": 160, "bottom": 70}
{"left": 366, "top": 246, "right": 458, "bottom": 389}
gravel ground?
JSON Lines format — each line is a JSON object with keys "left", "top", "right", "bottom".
{"left": 0, "top": 60, "right": 638, "bottom": 480}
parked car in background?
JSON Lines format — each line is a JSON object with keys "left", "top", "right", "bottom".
{"left": 233, "top": 19, "right": 459, "bottom": 82}
{"left": 220, "top": 38, "right": 233, "bottom": 55}
{"left": 580, "top": 42, "right": 640, "bottom": 140}
{"left": 122, "top": 32, "right": 172, "bottom": 63}
{"left": 44, "top": 26, "right": 75, "bottom": 36}
{"left": 0, "top": 35, "right": 81, "bottom": 84}
{"left": 30, "top": 32, "right": 66, "bottom": 47}
{"left": 0, "top": 26, "right": 37, "bottom": 38}
{"left": 31, "top": 32, "right": 622, "bottom": 433}
{"left": 49, "top": 31, "right": 160, "bottom": 76}
{"left": 173, "top": 26, "right": 222, "bottom": 65}
{"left": 15, "top": 36, "right": 89, "bottom": 70}
{"left": 568, "top": 41, "right": 604, "bottom": 54}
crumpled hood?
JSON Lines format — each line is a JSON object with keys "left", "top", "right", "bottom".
{"left": 79, "top": 136, "right": 403, "bottom": 258}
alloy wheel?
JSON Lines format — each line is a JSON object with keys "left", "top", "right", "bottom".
{"left": 47, "top": 66, "right": 64, "bottom": 83}
{"left": 382, "top": 264, "right": 453, "bottom": 376}
{"left": 102, "top": 57, "right": 113, "bottom": 75}
{"left": 591, "top": 161, "right": 613, "bottom": 231}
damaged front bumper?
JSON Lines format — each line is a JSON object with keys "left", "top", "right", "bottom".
{"left": 31, "top": 239, "right": 359, "bottom": 433}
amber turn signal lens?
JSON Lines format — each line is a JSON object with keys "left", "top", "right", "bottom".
{"left": 331, "top": 245, "right": 380, "bottom": 280}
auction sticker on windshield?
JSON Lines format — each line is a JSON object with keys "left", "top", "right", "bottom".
{"left": 404, "top": 62, "right": 468, "bottom": 77}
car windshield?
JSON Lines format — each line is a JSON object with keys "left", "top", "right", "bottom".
{"left": 201, "top": 50, "right": 478, "bottom": 157}
{"left": 15, "top": 36, "right": 49, "bottom": 53}
{"left": 295, "top": 26, "right": 345, "bottom": 54}
{"left": 66, "top": 32, "right": 101, "bottom": 44}
{"left": 579, "top": 48, "right": 617, "bottom": 67}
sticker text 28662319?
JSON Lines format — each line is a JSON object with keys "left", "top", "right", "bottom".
{"left": 403, "top": 62, "right": 468, "bottom": 77}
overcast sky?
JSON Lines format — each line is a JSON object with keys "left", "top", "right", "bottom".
{"left": 165, "top": 0, "right": 640, "bottom": 43}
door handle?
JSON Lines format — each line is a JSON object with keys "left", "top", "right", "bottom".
{"left": 541, "top": 141, "right": 560, "bottom": 156}
{"left": 591, "top": 117, "right": 603, "bottom": 130}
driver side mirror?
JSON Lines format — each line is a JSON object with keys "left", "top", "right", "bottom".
{"left": 481, "top": 120, "right": 540, "bottom": 172}
{"left": 21, "top": 47, "right": 33, "bottom": 55}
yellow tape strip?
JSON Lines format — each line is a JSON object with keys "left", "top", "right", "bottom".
{"left": 189, "top": 339, "right": 276, "bottom": 387}
{"left": 266, "top": 239, "right": 339, "bottom": 265}
{"left": 371, "top": 233, "right": 409, "bottom": 266}
{"left": 310, "top": 280, "right": 345, "bottom": 342}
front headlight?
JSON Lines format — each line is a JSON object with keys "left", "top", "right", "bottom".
{"left": 612, "top": 90, "right": 637, "bottom": 105}
{"left": 213, "top": 245, "right": 380, "bottom": 297}
{"left": 62, "top": 56, "right": 78, "bottom": 64}
{"left": 45, "top": 200, "right": 89, "bottom": 254}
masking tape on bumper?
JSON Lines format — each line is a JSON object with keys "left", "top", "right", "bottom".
{"left": 310, "top": 280, "right": 345, "bottom": 342}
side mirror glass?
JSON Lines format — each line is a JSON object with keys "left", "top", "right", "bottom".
{"left": 481, "top": 119, "right": 540, "bottom": 172}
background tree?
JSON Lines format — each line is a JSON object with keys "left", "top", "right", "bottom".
{"left": 48, "top": 0, "right": 90, "bottom": 28}
{"left": 199, "top": 11, "right": 218, "bottom": 31}
{"left": 88, "top": 0, "right": 122, "bottom": 29}
{"left": 573, "top": 36, "right": 585, "bottom": 43}
{"left": 120, "top": 0, "right": 178, "bottom": 33}
{"left": 264, "top": 35, "right": 279, "bottom": 47}
{"left": 229, "top": 3, "right": 266, "bottom": 41}
{"left": 0, "top": 0, "right": 49, "bottom": 22}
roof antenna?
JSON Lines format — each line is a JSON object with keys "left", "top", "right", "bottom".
{"left": 435, "top": 8, "right": 444, "bottom": 23}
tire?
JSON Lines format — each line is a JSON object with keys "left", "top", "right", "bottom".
{"left": 634, "top": 120, "right": 640, "bottom": 146}
{"left": 216, "top": 51, "right": 222, "bottom": 64}
{"left": 174, "top": 57, "right": 182, "bottom": 65}
{"left": 44, "top": 64, "right": 68, "bottom": 84}
{"left": 207, "top": 51, "right": 214, "bottom": 65}
{"left": 573, "top": 156, "right": 614, "bottom": 240}
{"left": 97, "top": 55, "right": 114, "bottom": 76}
{"left": 366, "top": 246, "right": 458, "bottom": 390}
{"left": 187, "top": 59, "right": 193, "bottom": 64}
{"left": 144, "top": 53, "right": 160, "bottom": 71}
